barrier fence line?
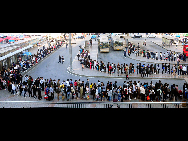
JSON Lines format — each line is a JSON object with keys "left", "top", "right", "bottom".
{"left": 0, "top": 101, "right": 187, "bottom": 108}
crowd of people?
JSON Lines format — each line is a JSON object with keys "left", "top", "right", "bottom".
{"left": 1, "top": 74, "right": 188, "bottom": 102}
{"left": 1, "top": 37, "right": 188, "bottom": 103}
{"left": 126, "top": 41, "right": 187, "bottom": 62}
{"left": 0, "top": 40, "right": 63, "bottom": 93}
{"left": 77, "top": 48, "right": 188, "bottom": 78}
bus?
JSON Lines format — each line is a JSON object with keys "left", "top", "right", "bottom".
{"left": 98, "top": 35, "right": 110, "bottom": 53}
{"left": 111, "top": 35, "right": 125, "bottom": 50}
{"left": 183, "top": 44, "right": 188, "bottom": 57}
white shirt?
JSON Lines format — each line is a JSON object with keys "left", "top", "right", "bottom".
{"left": 137, "top": 83, "right": 140, "bottom": 88}
{"left": 12, "top": 84, "right": 16, "bottom": 90}
{"left": 183, "top": 66, "right": 187, "bottom": 71}
{"left": 25, "top": 76, "right": 29, "bottom": 82}
{"left": 140, "top": 87, "right": 145, "bottom": 94}
{"left": 94, "top": 61, "right": 96, "bottom": 67}
{"left": 133, "top": 85, "right": 136, "bottom": 92}
{"left": 66, "top": 81, "right": 69, "bottom": 86}
{"left": 108, "top": 90, "right": 112, "bottom": 96}
{"left": 50, "top": 87, "right": 54, "bottom": 93}
{"left": 95, "top": 89, "right": 98, "bottom": 95}
{"left": 40, "top": 79, "right": 45, "bottom": 84}
{"left": 86, "top": 87, "right": 90, "bottom": 93}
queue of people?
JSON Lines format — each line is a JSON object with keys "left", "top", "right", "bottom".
{"left": 1, "top": 74, "right": 188, "bottom": 102}
{"left": 0, "top": 40, "right": 64, "bottom": 93}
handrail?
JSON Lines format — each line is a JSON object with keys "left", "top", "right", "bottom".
{"left": 0, "top": 101, "right": 186, "bottom": 104}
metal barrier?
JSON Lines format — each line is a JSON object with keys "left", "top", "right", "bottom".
{"left": 0, "top": 101, "right": 187, "bottom": 108}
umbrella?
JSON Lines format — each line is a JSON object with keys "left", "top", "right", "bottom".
{"left": 0, "top": 38, "right": 4, "bottom": 42}
{"left": 23, "top": 52, "right": 32, "bottom": 56}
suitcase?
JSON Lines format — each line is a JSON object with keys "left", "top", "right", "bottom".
{"left": 182, "top": 100, "right": 186, "bottom": 107}
{"left": 62, "top": 96, "right": 65, "bottom": 100}
{"left": 48, "top": 96, "right": 52, "bottom": 101}
{"left": 44, "top": 95, "right": 48, "bottom": 99}
{"left": 113, "top": 99, "right": 118, "bottom": 102}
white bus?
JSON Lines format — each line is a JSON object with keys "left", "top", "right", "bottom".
{"left": 111, "top": 35, "right": 125, "bottom": 50}
{"left": 98, "top": 35, "right": 110, "bottom": 53}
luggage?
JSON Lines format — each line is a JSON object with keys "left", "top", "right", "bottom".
{"left": 147, "top": 95, "right": 150, "bottom": 101}
{"left": 62, "top": 93, "right": 65, "bottom": 100}
{"left": 113, "top": 99, "right": 118, "bottom": 102}
{"left": 73, "top": 94, "right": 77, "bottom": 99}
{"left": 182, "top": 100, "right": 187, "bottom": 107}
{"left": 87, "top": 95, "right": 89, "bottom": 100}
{"left": 44, "top": 95, "right": 48, "bottom": 99}
{"left": 48, "top": 96, "right": 52, "bottom": 101}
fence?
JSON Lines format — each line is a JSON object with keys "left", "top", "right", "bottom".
{"left": 0, "top": 101, "right": 187, "bottom": 108}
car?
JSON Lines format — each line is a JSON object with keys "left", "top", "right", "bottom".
{"left": 147, "top": 34, "right": 156, "bottom": 38}
{"left": 91, "top": 35, "right": 96, "bottom": 39}
{"left": 134, "top": 34, "right": 142, "bottom": 38}
{"left": 74, "top": 36, "right": 84, "bottom": 39}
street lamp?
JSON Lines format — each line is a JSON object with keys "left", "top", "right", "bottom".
{"left": 69, "top": 33, "right": 72, "bottom": 73}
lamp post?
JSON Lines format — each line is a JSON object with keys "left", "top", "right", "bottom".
{"left": 69, "top": 33, "right": 72, "bottom": 73}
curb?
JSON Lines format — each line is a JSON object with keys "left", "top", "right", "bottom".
{"left": 66, "top": 67, "right": 185, "bottom": 80}
{"left": 126, "top": 51, "right": 188, "bottom": 65}
{"left": 151, "top": 41, "right": 182, "bottom": 53}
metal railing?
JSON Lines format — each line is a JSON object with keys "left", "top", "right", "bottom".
{"left": 0, "top": 101, "right": 187, "bottom": 108}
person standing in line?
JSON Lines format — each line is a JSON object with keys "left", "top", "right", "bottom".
{"left": 80, "top": 85, "right": 83, "bottom": 99}
{"left": 32, "top": 85, "right": 37, "bottom": 99}
{"left": 133, "top": 83, "right": 137, "bottom": 99}
{"left": 56, "top": 85, "right": 60, "bottom": 101}
{"left": 86, "top": 85, "right": 90, "bottom": 99}
{"left": 174, "top": 53, "right": 176, "bottom": 61}
{"left": 140, "top": 85, "right": 145, "bottom": 101}
{"left": 136, "top": 63, "right": 139, "bottom": 74}
{"left": 49, "top": 85, "right": 54, "bottom": 100}
{"left": 38, "top": 86, "right": 42, "bottom": 100}
{"left": 91, "top": 86, "right": 95, "bottom": 100}
{"left": 117, "top": 86, "right": 121, "bottom": 101}
{"left": 156, "top": 87, "right": 162, "bottom": 102}
{"left": 12, "top": 81, "right": 16, "bottom": 95}
{"left": 113, "top": 64, "right": 116, "bottom": 73}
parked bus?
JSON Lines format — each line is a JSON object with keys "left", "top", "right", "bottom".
{"left": 98, "top": 35, "right": 109, "bottom": 53}
{"left": 183, "top": 44, "right": 188, "bottom": 57}
{"left": 111, "top": 35, "right": 125, "bottom": 50}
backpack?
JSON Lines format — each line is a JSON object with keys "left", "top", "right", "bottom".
{"left": 69, "top": 81, "right": 73, "bottom": 87}
{"left": 74, "top": 82, "right": 77, "bottom": 87}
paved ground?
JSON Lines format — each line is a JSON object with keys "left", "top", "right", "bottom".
{"left": 0, "top": 34, "right": 187, "bottom": 108}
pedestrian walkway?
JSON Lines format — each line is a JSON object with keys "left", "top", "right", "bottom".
{"left": 151, "top": 40, "right": 183, "bottom": 54}
{"left": 126, "top": 40, "right": 188, "bottom": 65}
{"left": 71, "top": 38, "right": 99, "bottom": 74}
{"left": 127, "top": 51, "right": 188, "bottom": 65}
{"left": 89, "top": 40, "right": 98, "bottom": 61}
{"left": 69, "top": 53, "right": 188, "bottom": 80}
